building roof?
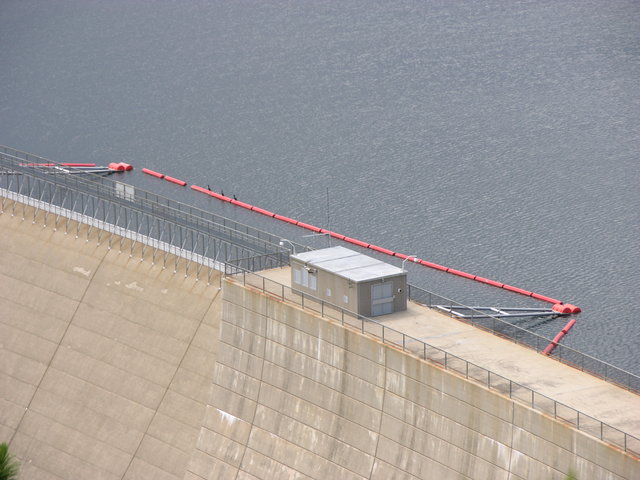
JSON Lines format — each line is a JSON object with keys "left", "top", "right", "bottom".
{"left": 291, "top": 246, "right": 406, "bottom": 283}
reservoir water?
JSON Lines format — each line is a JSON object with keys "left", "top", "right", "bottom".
{"left": 1, "top": 0, "right": 639, "bottom": 374}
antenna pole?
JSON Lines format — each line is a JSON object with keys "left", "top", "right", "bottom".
{"left": 326, "top": 187, "right": 331, "bottom": 246}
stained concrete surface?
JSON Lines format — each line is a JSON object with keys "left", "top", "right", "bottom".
{"left": 1, "top": 205, "right": 222, "bottom": 479}
{"left": 187, "top": 277, "right": 639, "bottom": 479}
{"left": 260, "top": 266, "right": 640, "bottom": 440}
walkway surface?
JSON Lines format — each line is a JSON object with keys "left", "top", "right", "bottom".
{"left": 260, "top": 267, "right": 640, "bottom": 442}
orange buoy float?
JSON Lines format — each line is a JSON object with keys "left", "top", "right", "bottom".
{"left": 142, "top": 168, "right": 164, "bottom": 178}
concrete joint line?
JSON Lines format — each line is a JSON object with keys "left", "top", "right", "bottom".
{"left": 232, "top": 292, "right": 269, "bottom": 479}
{"left": 121, "top": 276, "right": 221, "bottom": 479}
{"left": 508, "top": 400, "right": 515, "bottom": 476}
{"left": 368, "top": 353, "right": 387, "bottom": 479}
{"left": 6, "top": 232, "right": 109, "bottom": 452}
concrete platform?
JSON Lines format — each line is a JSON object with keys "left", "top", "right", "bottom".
{"left": 259, "top": 266, "right": 640, "bottom": 440}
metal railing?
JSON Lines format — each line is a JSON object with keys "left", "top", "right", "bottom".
{"left": 0, "top": 145, "right": 298, "bottom": 274}
{"left": 407, "top": 284, "right": 640, "bottom": 394}
{"left": 229, "top": 268, "right": 640, "bottom": 458}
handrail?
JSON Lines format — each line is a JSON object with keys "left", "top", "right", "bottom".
{"left": 228, "top": 268, "right": 640, "bottom": 458}
{"left": 406, "top": 284, "right": 640, "bottom": 394}
{"left": 0, "top": 144, "right": 311, "bottom": 255}
{"left": 0, "top": 150, "right": 290, "bottom": 273}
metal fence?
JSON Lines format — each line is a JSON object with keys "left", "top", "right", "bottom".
{"left": 0, "top": 145, "right": 297, "bottom": 274}
{"left": 407, "top": 284, "right": 640, "bottom": 394}
{"left": 229, "top": 269, "right": 640, "bottom": 458}
{"left": 0, "top": 145, "right": 311, "bottom": 255}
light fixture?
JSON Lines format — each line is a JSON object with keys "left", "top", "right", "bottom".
{"left": 279, "top": 238, "right": 296, "bottom": 254}
{"left": 402, "top": 254, "right": 419, "bottom": 271}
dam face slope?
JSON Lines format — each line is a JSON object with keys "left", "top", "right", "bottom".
{"left": 0, "top": 205, "right": 222, "bottom": 479}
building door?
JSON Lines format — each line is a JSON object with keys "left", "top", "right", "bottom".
{"left": 371, "top": 281, "right": 394, "bottom": 316}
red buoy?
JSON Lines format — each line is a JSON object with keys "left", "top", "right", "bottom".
{"left": 542, "top": 318, "right": 577, "bottom": 355}
{"left": 564, "top": 304, "right": 582, "bottom": 314}
{"left": 368, "top": 244, "right": 396, "bottom": 256}
{"left": 296, "top": 221, "right": 322, "bottom": 233}
{"left": 108, "top": 162, "right": 125, "bottom": 171}
{"left": 530, "top": 293, "right": 562, "bottom": 304}
{"left": 342, "top": 237, "right": 370, "bottom": 249}
{"left": 448, "top": 268, "right": 477, "bottom": 280}
{"left": 164, "top": 176, "right": 187, "bottom": 186}
{"left": 273, "top": 214, "right": 299, "bottom": 225}
{"left": 252, "top": 206, "right": 276, "bottom": 217}
{"left": 552, "top": 303, "right": 572, "bottom": 314}
{"left": 230, "top": 199, "right": 253, "bottom": 209}
{"left": 418, "top": 260, "right": 448, "bottom": 272}
{"left": 142, "top": 168, "right": 164, "bottom": 178}
{"left": 501, "top": 284, "right": 533, "bottom": 297}
{"left": 326, "top": 231, "right": 346, "bottom": 240}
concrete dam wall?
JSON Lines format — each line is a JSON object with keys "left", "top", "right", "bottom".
{"left": 191, "top": 278, "right": 638, "bottom": 480}
{"left": 1, "top": 203, "right": 638, "bottom": 479}
{"left": 1, "top": 205, "right": 223, "bottom": 479}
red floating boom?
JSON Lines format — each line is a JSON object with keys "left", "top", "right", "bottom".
{"left": 164, "top": 175, "right": 187, "bottom": 186}
{"left": 296, "top": 221, "right": 322, "bottom": 233}
{"left": 185, "top": 180, "right": 576, "bottom": 309}
{"left": 230, "top": 199, "right": 253, "bottom": 209}
{"left": 368, "top": 244, "right": 396, "bottom": 256}
{"left": 273, "top": 214, "right": 299, "bottom": 225}
{"left": 542, "top": 319, "right": 577, "bottom": 355}
{"left": 252, "top": 206, "right": 276, "bottom": 217}
{"left": 142, "top": 168, "right": 164, "bottom": 178}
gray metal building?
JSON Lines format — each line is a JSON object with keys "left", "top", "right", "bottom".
{"left": 290, "top": 246, "right": 407, "bottom": 317}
